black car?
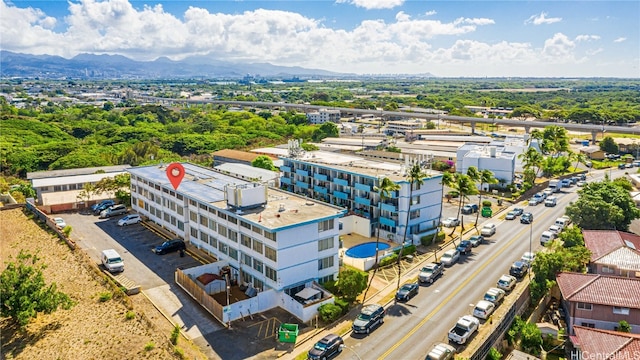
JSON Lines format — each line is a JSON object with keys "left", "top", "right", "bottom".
{"left": 395, "top": 283, "right": 419, "bottom": 302}
{"left": 456, "top": 240, "right": 473, "bottom": 255}
{"left": 352, "top": 304, "right": 385, "bottom": 334}
{"left": 509, "top": 261, "right": 530, "bottom": 279}
{"left": 307, "top": 333, "right": 343, "bottom": 360}
{"left": 154, "top": 239, "right": 186, "bottom": 255}
{"left": 520, "top": 212, "right": 533, "bottom": 224}
{"left": 92, "top": 199, "right": 115, "bottom": 214}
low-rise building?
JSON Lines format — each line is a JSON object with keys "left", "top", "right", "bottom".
{"left": 306, "top": 108, "right": 341, "bottom": 125}
{"left": 128, "top": 163, "right": 346, "bottom": 324}
{"left": 582, "top": 230, "right": 640, "bottom": 279}
{"left": 212, "top": 149, "right": 277, "bottom": 167}
{"left": 27, "top": 165, "right": 131, "bottom": 213}
{"left": 580, "top": 146, "right": 606, "bottom": 160}
{"left": 456, "top": 144, "right": 516, "bottom": 187}
{"left": 213, "top": 163, "right": 280, "bottom": 187}
{"left": 557, "top": 272, "right": 640, "bottom": 334}
{"left": 568, "top": 325, "right": 640, "bottom": 360}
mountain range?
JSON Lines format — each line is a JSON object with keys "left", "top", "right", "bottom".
{"left": 0, "top": 51, "right": 352, "bottom": 80}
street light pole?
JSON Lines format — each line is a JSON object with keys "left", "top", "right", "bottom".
{"left": 529, "top": 220, "right": 533, "bottom": 281}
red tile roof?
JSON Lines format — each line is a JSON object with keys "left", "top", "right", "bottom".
{"left": 582, "top": 230, "right": 640, "bottom": 262}
{"left": 572, "top": 326, "right": 640, "bottom": 359}
{"left": 557, "top": 272, "right": 640, "bottom": 308}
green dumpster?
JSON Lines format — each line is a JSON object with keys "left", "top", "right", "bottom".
{"left": 278, "top": 323, "right": 299, "bottom": 343}
{"left": 481, "top": 206, "right": 493, "bottom": 218}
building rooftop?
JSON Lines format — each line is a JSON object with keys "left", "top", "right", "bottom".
{"left": 212, "top": 149, "right": 274, "bottom": 162}
{"left": 583, "top": 230, "right": 640, "bottom": 262}
{"left": 284, "top": 150, "right": 440, "bottom": 182}
{"left": 571, "top": 326, "right": 640, "bottom": 359}
{"left": 557, "top": 272, "right": 640, "bottom": 309}
{"left": 214, "top": 163, "right": 279, "bottom": 182}
{"left": 129, "top": 163, "right": 345, "bottom": 230}
{"left": 27, "top": 165, "right": 131, "bottom": 180}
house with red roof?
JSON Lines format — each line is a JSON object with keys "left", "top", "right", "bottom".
{"left": 569, "top": 325, "right": 640, "bottom": 360}
{"left": 582, "top": 230, "right": 640, "bottom": 279}
{"left": 557, "top": 272, "right": 640, "bottom": 334}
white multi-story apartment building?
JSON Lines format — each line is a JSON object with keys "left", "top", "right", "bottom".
{"left": 128, "top": 163, "right": 346, "bottom": 322}
{"left": 456, "top": 144, "right": 516, "bottom": 188}
{"left": 306, "top": 108, "right": 341, "bottom": 125}
{"left": 280, "top": 151, "right": 443, "bottom": 244}
{"left": 386, "top": 119, "right": 424, "bottom": 135}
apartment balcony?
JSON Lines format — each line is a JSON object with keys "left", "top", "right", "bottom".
{"left": 354, "top": 196, "right": 371, "bottom": 206}
{"left": 380, "top": 202, "right": 396, "bottom": 212}
{"left": 296, "top": 181, "right": 309, "bottom": 190}
{"left": 380, "top": 216, "right": 397, "bottom": 227}
{"left": 355, "top": 183, "right": 371, "bottom": 192}
{"left": 280, "top": 165, "right": 292, "bottom": 173}
{"left": 280, "top": 177, "right": 292, "bottom": 185}
{"left": 334, "top": 191, "right": 348, "bottom": 200}
{"left": 313, "top": 185, "right": 328, "bottom": 194}
{"left": 333, "top": 178, "right": 349, "bottom": 187}
{"left": 296, "top": 169, "right": 309, "bottom": 177}
{"left": 314, "top": 173, "right": 328, "bottom": 181}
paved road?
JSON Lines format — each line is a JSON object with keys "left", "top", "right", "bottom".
{"left": 333, "top": 167, "right": 628, "bottom": 360}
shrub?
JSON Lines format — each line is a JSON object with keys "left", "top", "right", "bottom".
{"left": 322, "top": 280, "right": 338, "bottom": 295}
{"left": 98, "top": 291, "right": 112, "bottom": 302}
{"left": 378, "top": 254, "right": 398, "bottom": 267}
{"left": 487, "top": 347, "right": 503, "bottom": 360}
{"left": 394, "top": 244, "right": 416, "bottom": 256}
{"left": 170, "top": 324, "right": 180, "bottom": 345}
{"left": 482, "top": 200, "right": 492, "bottom": 207}
{"left": 62, "top": 225, "right": 72, "bottom": 238}
{"left": 125, "top": 311, "right": 136, "bottom": 320}
{"left": 318, "top": 303, "right": 342, "bottom": 322}
{"left": 333, "top": 298, "right": 350, "bottom": 315}
{"left": 173, "top": 347, "right": 185, "bottom": 359}
{"left": 144, "top": 342, "right": 155, "bottom": 351}
{"left": 448, "top": 190, "right": 459, "bottom": 198}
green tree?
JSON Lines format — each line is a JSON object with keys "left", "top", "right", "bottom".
{"left": 363, "top": 177, "right": 400, "bottom": 302}
{"left": 312, "top": 122, "right": 339, "bottom": 141}
{"left": 474, "top": 169, "right": 498, "bottom": 227}
{"left": 397, "top": 163, "right": 428, "bottom": 292}
{"left": 0, "top": 251, "right": 74, "bottom": 327}
{"left": 559, "top": 226, "right": 584, "bottom": 248}
{"left": 251, "top": 155, "right": 278, "bottom": 171}
{"left": 599, "top": 136, "right": 619, "bottom": 154}
{"left": 450, "top": 172, "right": 476, "bottom": 234}
{"left": 566, "top": 180, "right": 640, "bottom": 231}
{"left": 520, "top": 321, "right": 543, "bottom": 354}
{"left": 618, "top": 320, "right": 631, "bottom": 333}
{"left": 518, "top": 147, "right": 543, "bottom": 179}
{"left": 336, "top": 269, "right": 367, "bottom": 303}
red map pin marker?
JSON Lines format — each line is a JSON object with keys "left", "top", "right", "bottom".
{"left": 166, "top": 163, "right": 185, "bottom": 190}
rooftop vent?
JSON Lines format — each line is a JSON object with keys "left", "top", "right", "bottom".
{"left": 278, "top": 204, "right": 286, "bottom": 212}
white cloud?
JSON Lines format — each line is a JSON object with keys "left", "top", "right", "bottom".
{"left": 575, "top": 35, "right": 600, "bottom": 42}
{"left": 542, "top": 33, "right": 576, "bottom": 61}
{"left": 424, "top": 10, "right": 437, "bottom": 17}
{"left": 335, "top": 0, "right": 404, "bottom": 10}
{"left": 525, "top": 12, "right": 562, "bottom": 25}
{"left": 613, "top": 37, "right": 627, "bottom": 43}
{"left": 395, "top": 11, "right": 411, "bottom": 22}
{"left": 586, "top": 48, "right": 604, "bottom": 56}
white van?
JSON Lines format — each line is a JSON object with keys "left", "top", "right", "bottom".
{"left": 540, "top": 231, "right": 555, "bottom": 245}
{"left": 544, "top": 196, "right": 557, "bottom": 207}
{"left": 101, "top": 249, "right": 124, "bottom": 273}
{"left": 555, "top": 217, "right": 568, "bottom": 230}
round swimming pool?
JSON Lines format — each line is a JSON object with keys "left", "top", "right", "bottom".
{"left": 345, "top": 242, "right": 391, "bottom": 259}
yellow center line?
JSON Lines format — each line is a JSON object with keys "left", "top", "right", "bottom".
{"left": 378, "top": 207, "right": 557, "bottom": 360}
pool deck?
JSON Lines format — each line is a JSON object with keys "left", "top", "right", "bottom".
{"left": 341, "top": 233, "right": 379, "bottom": 250}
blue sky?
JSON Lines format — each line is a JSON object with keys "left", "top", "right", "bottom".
{"left": 1, "top": 0, "right": 638, "bottom": 77}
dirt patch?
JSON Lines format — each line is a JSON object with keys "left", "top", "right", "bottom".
{"left": 0, "top": 208, "right": 207, "bottom": 360}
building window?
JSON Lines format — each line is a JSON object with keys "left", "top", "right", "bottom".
{"left": 240, "top": 220, "right": 251, "bottom": 230}
{"left": 217, "top": 224, "right": 227, "bottom": 237}
{"left": 241, "top": 234, "right": 251, "bottom": 248}
{"left": 318, "top": 256, "right": 334, "bottom": 270}
{"left": 228, "top": 230, "right": 238, "bottom": 242}
{"left": 228, "top": 247, "right": 238, "bottom": 260}
{"left": 190, "top": 227, "right": 198, "bottom": 239}
{"left": 208, "top": 219, "right": 217, "bottom": 231}
{"left": 217, "top": 211, "right": 227, "bottom": 220}
{"left": 189, "top": 199, "right": 197, "bottom": 206}
{"left": 242, "top": 253, "right": 252, "bottom": 267}
{"left": 318, "top": 219, "right": 334, "bottom": 232}
{"left": 409, "top": 209, "right": 420, "bottom": 220}
{"left": 411, "top": 195, "right": 420, "bottom": 205}
{"left": 218, "top": 241, "right": 228, "bottom": 255}
{"left": 199, "top": 203, "right": 207, "bottom": 210}
{"left": 189, "top": 211, "right": 197, "bottom": 222}
{"left": 253, "top": 278, "right": 264, "bottom": 291}
{"left": 264, "top": 231, "right": 276, "bottom": 242}
{"left": 177, "top": 206, "right": 184, "bottom": 215}
{"left": 252, "top": 239, "right": 263, "bottom": 254}
{"left": 199, "top": 214, "right": 208, "bottom": 226}
{"left": 228, "top": 216, "right": 237, "bottom": 225}
{"left": 265, "top": 246, "right": 277, "bottom": 262}
{"left": 200, "top": 231, "right": 209, "bottom": 243}
{"left": 581, "top": 322, "right": 595, "bottom": 328}
{"left": 209, "top": 236, "right": 217, "bottom": 248}
{"left": 177, "top": 221, "right": 184, "bottom": 231}
{"left": 177, "top": 194, "right": 183, "bottom": 200}
{"left": 577, "top": 302, "right": 592, "bottom": 311}
{"left": 602, "top": 266, "right": 615, "bottom": 274}
{"left": 253, "top": 259, "right": 263, "bottom": 273}
{"left": 318, "top": 237, "right": 334, "bottom": 251}
{"left": 318, "top": 275, "right": 334, "bottom": 284}
{"left": 252, "top": 225, "right": 263, "bottom": 236}
{"left": 613, "top": 307, "right": 630, "bottom": 315}
{"left": 265, "top": 266, "right": 277, "bottom": 281}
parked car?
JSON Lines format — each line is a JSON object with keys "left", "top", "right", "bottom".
{"left": 577, "top": 180, "right": 586, "bottom": 187}
{"left": 307, "top": 333, "right": 343, "bottom": 360}
{"left": 419, "top": 262, "right": 444, "bottom": 284}
{"left": 118, "top": 213, "right": 142, "bottom": 226}
{"left": 505, "top": 211, "right": 517, "bottom": 220}
{"left": 442, "top": 217, "right": 460, "bottom": 227}
{"left": 456, "top": 240, "right": 473, "bottom": 255}
{"left": 561, "top": 179, "right": 572, "bottom": 187}
{"left": 520, "top": 212, "right": 533, "bottom": 224}
{"left": 100, "top": 204, "right": 127, "bottom": 218}
{"left": 395, "top": 283, "right": 419, "bottom": 302}
{"left": 461, "top": 204, "right": 478, "bottom": 215}
{"left": 440, "top": 249, "right": 460, "bottom": 267}
{"left": 92, "top": 199, "right": 115, "bottom": 214}
{"left": 100, "top": 249, "right": 124, "bottom": 273}
{"left": 447, "top": 315, "right": 479, "bottom": 344}
{"left": 540, "top": 231, "right": 556, "bottom": 245}
{"left": 483, "top": 287, "right": 506, "bottom": 304}
{"left": 521, "top": 252, "right": 536, "bottom": 264}
{"left": 528, "top": 197, "right": 540, "bottom": 206}
{"left": 154, "top": 238, "right": 186, "bottom": 255}
{"left": 497, "top": 274, "right": 518, "bottom": 292}
{"left": 473, "top": 300, "right": 496, "bottom": 320}
{"left": 469, "top": 235, "right": 484, "bottom": 247}
{"left": 512, "top": 208, "right": 524, "bottom": 216}
{"left": 53, "top": 217, "right": 67, "bottom": 229}
{"left": 510, "top": 261, "right": 530, "bottom": 279}
{"left": 426, "top": 343, "right": 456, "bottom": 360}
{"left": 480, "top": 223, "right": 496, "bottom": 237}
{"left": 352, "top": 304, "right": 385, "bottom": 334}
{"left": 548, "top": 225, "right": 561, "bottom": 235}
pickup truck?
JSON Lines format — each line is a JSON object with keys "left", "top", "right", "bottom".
{"left": 448, "top": 315, "right": 480, "bottom": 345}
{"left": 419, "top": 262, "right": 444, "bottom": 284}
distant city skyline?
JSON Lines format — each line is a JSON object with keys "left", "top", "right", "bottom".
{"left": 1, "top": 0, "right": 638, "bottom": 78}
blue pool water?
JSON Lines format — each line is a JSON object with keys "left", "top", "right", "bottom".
{"left": 345, "top": 242, "right": 391, "bottom": 259}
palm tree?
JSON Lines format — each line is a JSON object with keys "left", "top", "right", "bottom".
{"left": 450, "top": 173, "right": 475, "bottom": 237}
{"left": 362, "top": 177, "right": 400, "bottom": 302}
{"left": 396, "top": 163, "right": 427, "bottom": 292}
{"left": 519, "top": 147, "right": 544, "bottom": 178}
{"left": 571, "top": 151, "right": 588, "bottom": 172}
{"left": 433, "top": 171, "right": 453, "bottom": 261}
{"left": 465, "top": 166, "right": 480, "bottom": 229}
{"left": 474, "top": 169, "right": 498, "bottom": 228}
